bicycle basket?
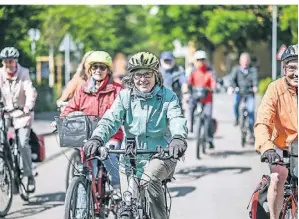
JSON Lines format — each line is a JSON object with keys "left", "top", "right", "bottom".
{"left": 55, "top": 115, "right": 100, "bottom": 148}
{"left": 192, "top": 87, "right": 209, "bottom": 101}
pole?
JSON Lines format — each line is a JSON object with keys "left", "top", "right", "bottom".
{"left": 65, "top": 34, "right": 71, "bottom": 86}
{"left": 49, "top": 44, "right": 55, "bottom": 88}
{"left": 272, "top": 5, "right": 277, "bottom": 80}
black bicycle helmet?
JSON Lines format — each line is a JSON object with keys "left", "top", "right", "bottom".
{"left": 281, "top": 44, "right": 298, "bottom": 63}
{"left": 0, "top": 47, "right": 20, "bottom": 59}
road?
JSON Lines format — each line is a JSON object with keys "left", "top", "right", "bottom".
{"left": 4, "top": 93, "right": 269, "bottom": 219}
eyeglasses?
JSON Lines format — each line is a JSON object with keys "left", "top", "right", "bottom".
{"left": 133, "top": 71, "right": 154, "bottom": 80}
{"left": 285, "top": 65, "right": 298, "bottom": 73}
{"left": 3, "top": 59, "right": 15, "bottom": 64}
{"left": 91, "top": 64, "right": 108, "bottom": 71}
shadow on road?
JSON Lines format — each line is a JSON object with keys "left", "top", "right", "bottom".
{"left": 208, "top": 149, "right": 258, "bottom": 158}
{"left": 168, "top": 186, "right": 196, "bottom": 198}
{"left": 5, "top": 192, "right": 65, "bottom": 219}
{"left": 175, "top": 165, "right": 251, "bottom": 180}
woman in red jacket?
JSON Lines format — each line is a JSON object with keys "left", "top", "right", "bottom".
{"left": 61, "top": 51, "right": 123, "bottom": 194}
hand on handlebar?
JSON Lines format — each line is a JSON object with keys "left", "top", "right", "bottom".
{"left": 227, "top": 87, "right": 234, "bottom": 95}
{"left": 261, "top": 149, "right": 281, "bottom": 164}
{"left": 83, "top": 138, "right": 104, "bottom": 157}
{"left": 168, "top": 136, "right": 187, "bottom": 159}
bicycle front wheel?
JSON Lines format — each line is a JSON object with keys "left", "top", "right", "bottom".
{"left": 65, "top": 149, "right": 81, "bottom": 191}
{"left": 64, "top": 176, "right": 95, "bottom": 219}
{"left": 241, "top": 115, "right": 247, "bottom": 147}
{"left": 0, "top": 153, "right": 13, "bottom": 217}
{"left": 196, "top": 116, "right": 204, "bottom": 159}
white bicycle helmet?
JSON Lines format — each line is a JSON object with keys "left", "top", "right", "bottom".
{"left": 0, "top": 47, "right": 20, "bottom": 59}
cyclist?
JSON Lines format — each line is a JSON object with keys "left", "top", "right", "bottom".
{"left": 60, "top": 51, "right": 124, "bottom": 197}
{"left": 56, "top": 51, "right": 94, "bottom": 107}
{"left": 228, "top": 52, "right": 258, "bottom": 142}
{"left": 159, "top": 51, "right": 188, "bottom": 108}
{"left": 187, "top": 50, "right": 216, "bottom": 148}
{"left": 83, "top": 52, "right": 188, "bottom": 219}
{"left": 254, "top": 44, "right": 298, "bottom": 219}
{"left": 0, "top": 47, "right": 37, "bottom": 192}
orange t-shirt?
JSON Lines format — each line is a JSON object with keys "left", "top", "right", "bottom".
{"left": 254, "top": 77, "right": 298, "bottom": 154}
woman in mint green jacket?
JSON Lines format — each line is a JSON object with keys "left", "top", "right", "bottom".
{"left": 84, "top": 52, "right": 188, "bottom": 219}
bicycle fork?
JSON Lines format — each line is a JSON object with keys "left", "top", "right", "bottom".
{"left": 118, "top": 175, "right": 141, "bottom": 219}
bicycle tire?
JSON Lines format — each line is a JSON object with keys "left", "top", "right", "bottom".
{"left": 241, "top": 115, "right": 247, "bottom": 147}
{"left": 65, "top": 149, "right": 81, "bottom": 191}
{"left": 14, "top": 152, "right": 29, "bottom": 201}
{"left": 196, "top": 116, "right": 203, "bottom": 159}
{"left": 64, "top": 176, "right": 95, "bottom": 219}
{"left": 0, "top": 153, "right": 13, "bottom": 217}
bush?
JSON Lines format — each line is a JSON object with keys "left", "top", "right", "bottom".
{"left": 258, "top": 77, "right": 272, "bottom": 96}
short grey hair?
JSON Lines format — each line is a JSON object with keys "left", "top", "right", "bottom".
{"left": 240, "top": 52, "right": 251, "bottom": 61}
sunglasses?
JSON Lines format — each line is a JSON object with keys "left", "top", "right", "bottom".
{"left": 196, "top": 59, "right": 205, "bottom": 62}
{"left": 133, "top": 71, "right": 154, "bottom": 80}
{"left": 285, "top": 65, "right": 298, "bottom": 73}
{"left": 91, "top": 64, "right": 108, "bottom": 71}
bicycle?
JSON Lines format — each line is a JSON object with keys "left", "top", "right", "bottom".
{"left": 55, "top": 102, "right": 83, "bottom": 191}
{"left": 258, "top": 149, "right": 298, "bottom": 219}
{"left": 190, "top": 87, "right": 212, "bottom": 159}
{"left": 233, "top": 87, "right": 255, "bottom": 147}
{"left": 239, "top": 94, "right": 250, "bottom": 147}
{"left": 0, "top": 128, "right": 13, "bottom": 217}
{"left": 55, "top": 114, "right": 117, "bottom": 219}
{"left": 93, "top": 140, "right": 174, "bottom": 219}
{"left": 0, "top": 103, "right": 35, "bottom": 217}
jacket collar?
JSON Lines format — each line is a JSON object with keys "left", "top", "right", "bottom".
{"left": 83, "top": 75, "right": 115, "bottom": 95}
{"left": 282, "top": 77, "right": 297, "bottom": 95}
{"left": 3, "top": 64, "right": 21, "bottom": 81}
{"left": 131, "top": 85, "right": 163, "bottom": 101}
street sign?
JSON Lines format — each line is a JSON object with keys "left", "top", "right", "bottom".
{"left": 59, "top": 33, "right": 77, "bottom": 85}
{"left": 59, "top": 33, "right": 77, "bottom": 52}
{"left": 28, "top": 28, "right": 41, "bottom": 42}
{"left": 276, "top": 44, "right": 287, "bottom": 60}
{"left": 173, "top": 39, "right": 187, "bottom": 58}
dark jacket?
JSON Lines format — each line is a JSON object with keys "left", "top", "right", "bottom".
{"left": 230, "top": 65, "right": 258, "bottom": 95}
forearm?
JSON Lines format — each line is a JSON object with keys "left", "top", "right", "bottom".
{"left": 254, "top": 123, "right": 274, "bottom": 154}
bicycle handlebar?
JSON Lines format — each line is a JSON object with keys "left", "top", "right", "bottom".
{"left": 86, "top": 148, "right": 172, "bottom": 162}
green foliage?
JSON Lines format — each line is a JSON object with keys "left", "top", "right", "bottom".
{"left": 279, "top": 5, "right": 298, "bottom": 44}
{"left": 0, "top": 5, "right": 297, "bottom": 101}
{"left": 258, "top": 77, "right": 272, "bottom": 96}
{"left": 1, "top": 5, "right": 297, "bottom": 64}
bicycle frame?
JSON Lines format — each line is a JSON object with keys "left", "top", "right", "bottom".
{"left": 101, "top": 146, "right": 173, "bottom": 219}
{"left": 280, "top": 166, "right": 298, "bottom": 218}
{"left": 75, "top": 148, "right": 108, "bottom": 216}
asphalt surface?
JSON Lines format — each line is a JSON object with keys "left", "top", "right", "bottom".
{"left": 3, "top": 93, "right": 269, "bottom": 219}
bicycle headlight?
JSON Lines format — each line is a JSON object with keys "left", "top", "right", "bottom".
{"left": 75, "top": 163, "right": 84, "bottom": 174}
{"left": 123, "top": 191, "right": 132, "bottom": 205}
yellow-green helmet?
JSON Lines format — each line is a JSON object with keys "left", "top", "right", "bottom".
{"left": 87, "top": 51, "right": 112, "bottom": 67}
{"left": 128, "top": 52, "right": 160, "bottom": 73}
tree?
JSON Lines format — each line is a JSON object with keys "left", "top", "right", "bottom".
{"left": 0, "top": 5, "right": 46, "bottom": 67}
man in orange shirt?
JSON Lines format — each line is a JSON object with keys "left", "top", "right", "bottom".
{"left": 254, "top": 44, "right": 298, "bottom": 219}
{"left": 188, "top": 50, "right": 216, "bottom": 148}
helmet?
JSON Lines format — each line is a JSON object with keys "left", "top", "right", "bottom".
{"left": 194, "top": 50, "right": 207, "bottom": 60}
{"left": 281, "top": 44, "right": 298, "bottom": 63}
{"left": 128, "top": 52, "right": 160, "bottom": 73}
{"left": 86, "top": 51, "right": 112, "bottom": 67}
{"left": 0, "top": 47, "right": 20, "bottom": 59}
{"left": 160, "top": 51, "right": 174, "bottom": 61}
